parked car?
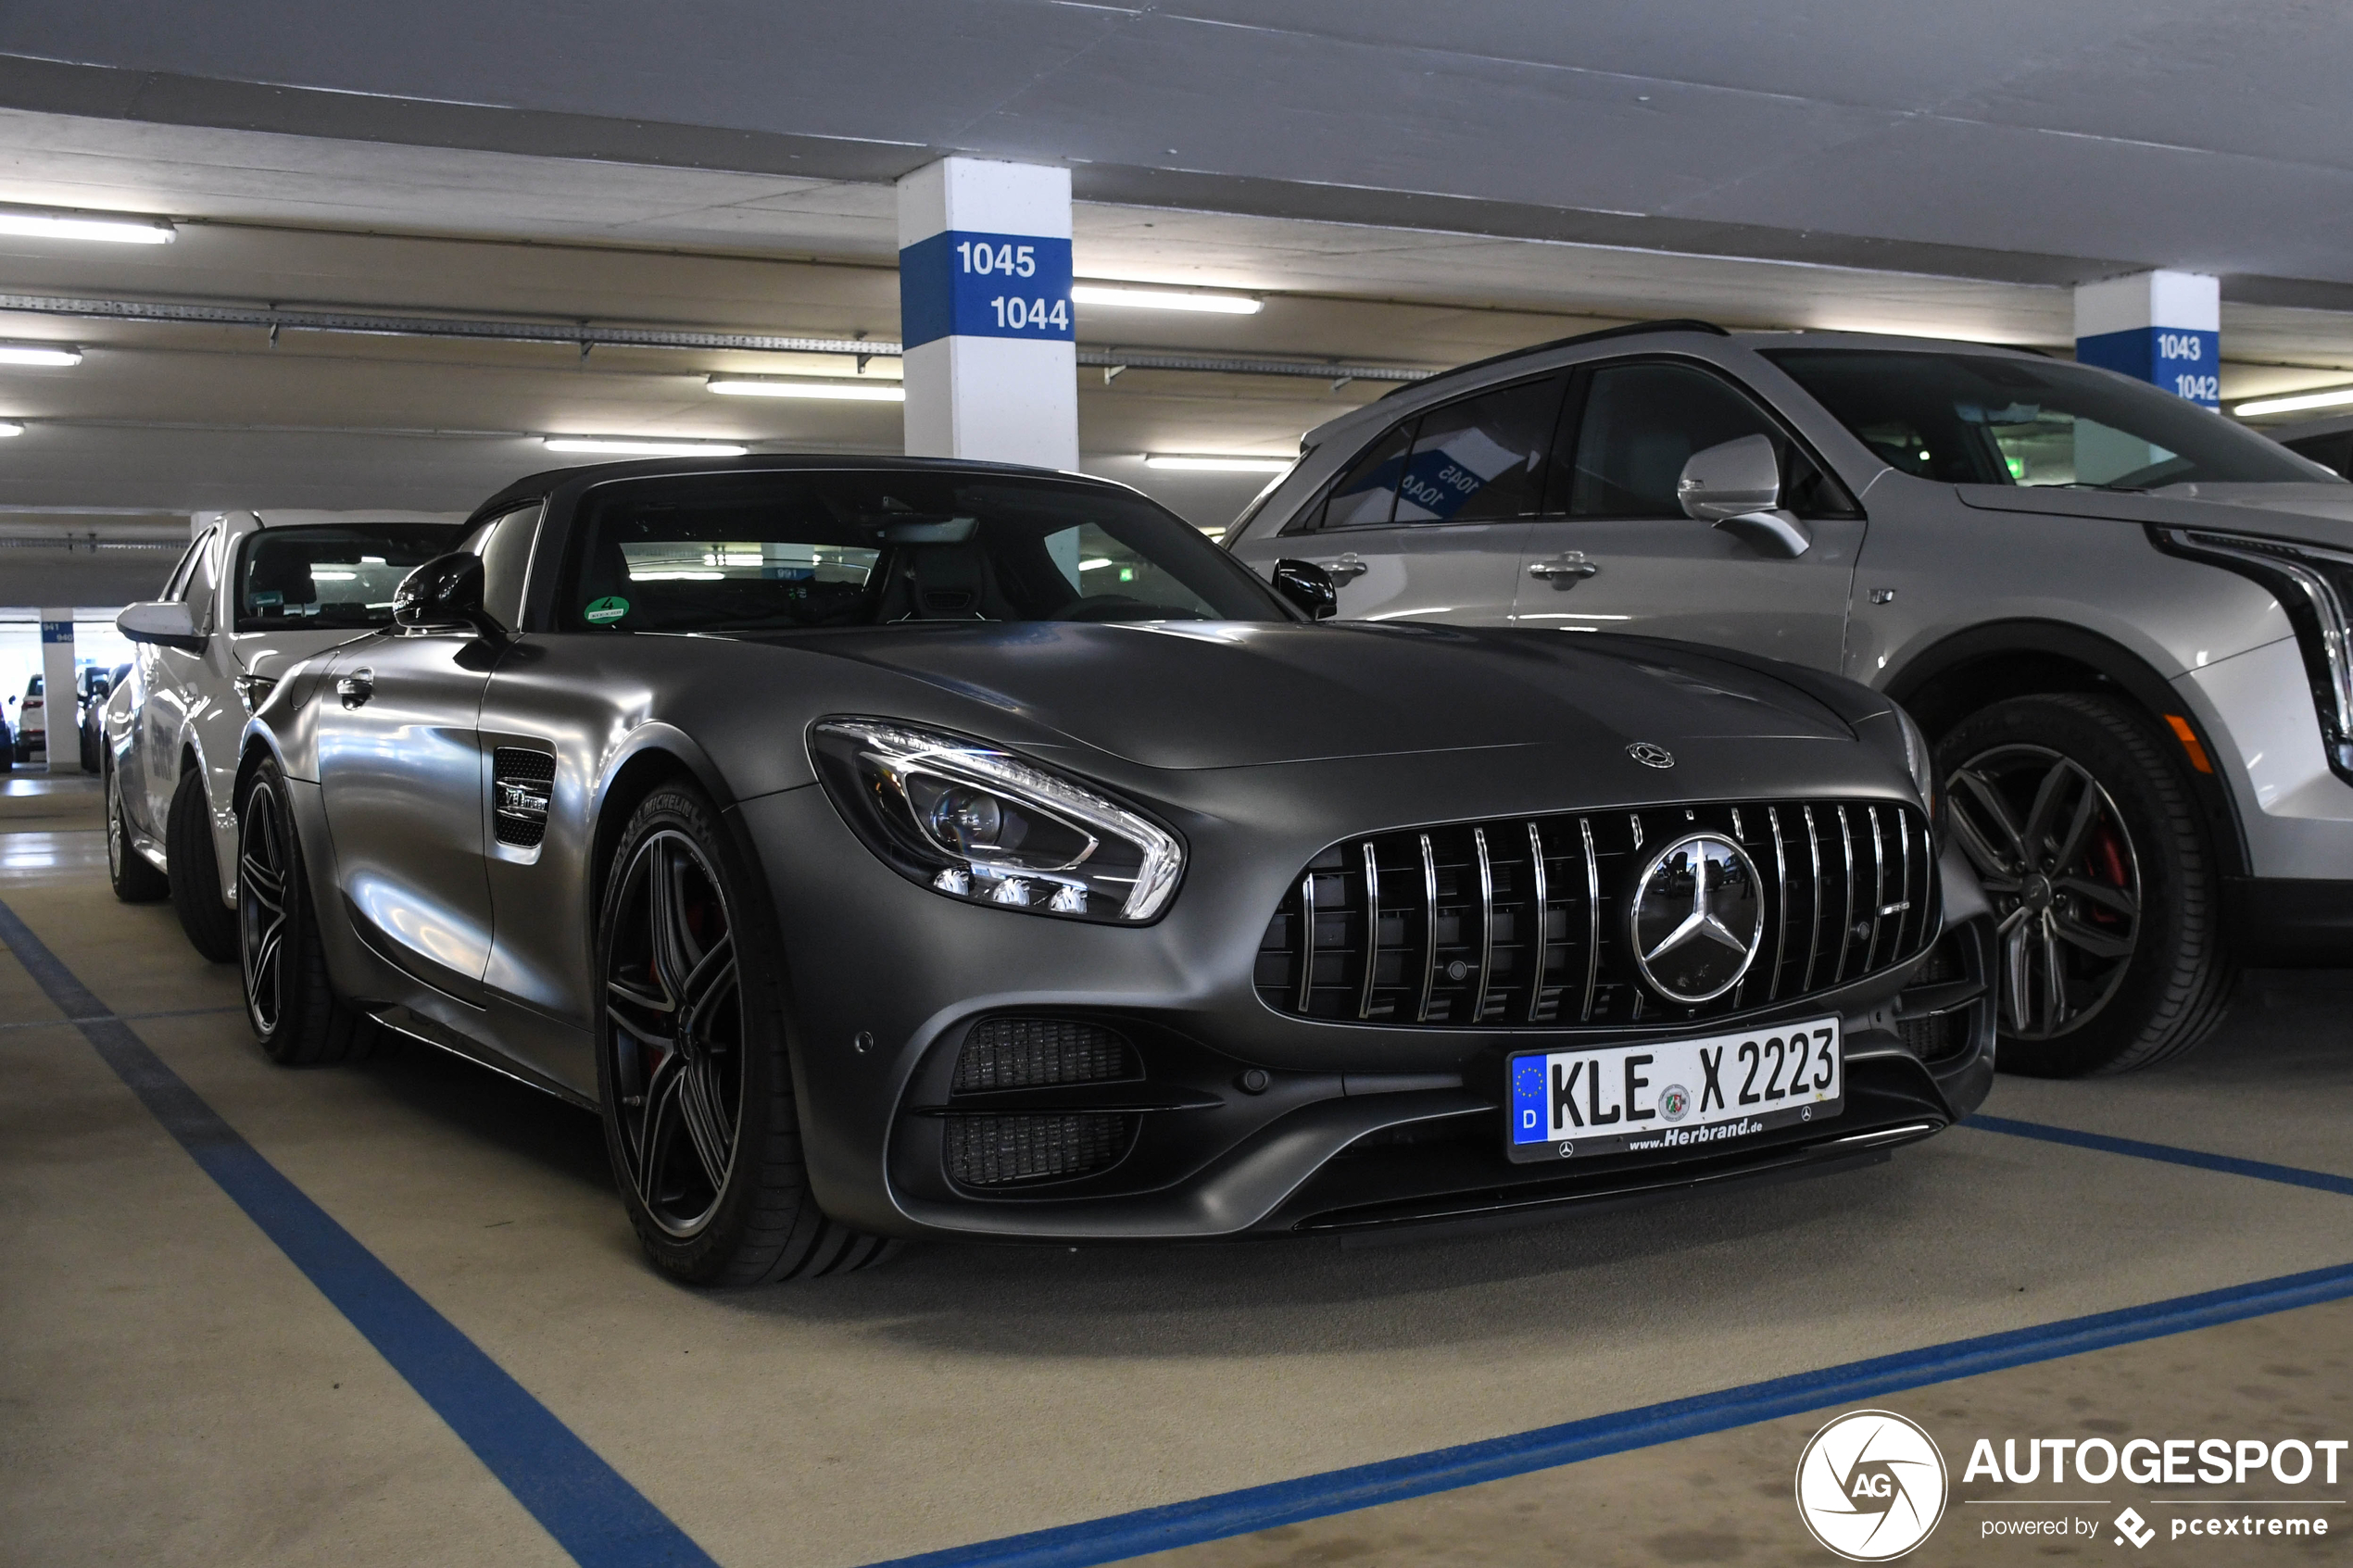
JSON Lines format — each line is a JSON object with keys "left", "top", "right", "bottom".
{"left": 0, "top": 698, "right": 11, "bottom": 772}
{"left": 1227, "top": 321, "right": 2353, "bottom": 1077}
{"left": 15, "top": 674, "right": 43, "bottom": 765}
{"left": 2264, "top": 413, "right": 2353, "bottom": 481}
{"left": 232, "top": 456, "right": 1992, "bottom": 1286}
{"left": 105, "top": 510, "right": 464, "bottom": 951}
{"left": 78, "top": 662, "right": 127, "bottom": 773}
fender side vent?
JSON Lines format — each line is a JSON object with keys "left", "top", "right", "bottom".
{"left": 492, "top": 747, "right": 555, "bottom": 847}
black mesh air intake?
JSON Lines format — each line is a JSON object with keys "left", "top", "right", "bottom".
{"left": 1255, "top": 798, "right": 1937, "bottom": 1029}
{"left": 952, "top": 1018, "right": 1138, "bottom": 1093}
{"left": 944, "top": 1113, "right": 1137, "bottom": 1187}
{"left": 491, "top": 748, "right": 555, "bottom": 847}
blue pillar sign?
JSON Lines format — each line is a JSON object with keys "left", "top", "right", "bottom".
{"left": 41, "top": 619, "right": 72, "bottom": 643}
{"left": 895, "top": 157, "right": 1078, "bottom": 470}
{"left": 898, "top": 230, "right": 1075, "bottom": 349}
{"left": 2073, "top": 270, "right": 2221, "bottom": 410}
{"left": 2075, "top": 324, "right": 2221, "bottom": 409}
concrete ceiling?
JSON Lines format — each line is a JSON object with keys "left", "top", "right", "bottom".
{"left": 2, "top": 6, "right": 2353, "bottom": 553}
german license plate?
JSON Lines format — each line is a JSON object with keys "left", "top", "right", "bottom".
{"left": 1505, "top": 1017, "right": 1842, "bottom": 1162}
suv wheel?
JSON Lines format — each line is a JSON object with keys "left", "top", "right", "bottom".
{"left": 596, "top": 784, "right": 896, "bottom": 1285}
{"left": 1938, "top": 694, "right": 2233, "bottom": 1075}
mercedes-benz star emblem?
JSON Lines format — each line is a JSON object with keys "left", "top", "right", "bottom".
{"left": 1629, "top": 832, "right": 1765, "bottom": 1003}
{"left": 1626, "top": 741, "right": 1675, "bottom": 769}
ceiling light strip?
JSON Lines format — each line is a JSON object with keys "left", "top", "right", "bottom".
{"left": 0, "top": 292, "right": 1435, "bottom": 383}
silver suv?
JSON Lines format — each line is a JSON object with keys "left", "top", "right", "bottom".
{"left": 1227, "top": 322, "right": 2353, "bottom": 1076}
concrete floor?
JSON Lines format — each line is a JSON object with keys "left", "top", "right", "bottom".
{"left": 3, "top": 772, "right": 2349, "bottom": 1567}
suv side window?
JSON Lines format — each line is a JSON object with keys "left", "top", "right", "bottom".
{"left": 459, "top": 503, "right": 543, "bottom": 632}
{"left": 1308, "top": 375, "right": 1566, "bottom": 530}
{"left": 1563, "top": 361, "right": 1853, "bottom": 519}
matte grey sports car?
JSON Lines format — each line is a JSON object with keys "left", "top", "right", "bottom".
{"left": 234, "top": 457, "right": 1994, "bottom": 1285}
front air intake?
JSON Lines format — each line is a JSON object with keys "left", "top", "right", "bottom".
{"left": 952, "top": 1018, "right": 1138, "bottom": 1092}
{"left": 944, "top": 1113, "right": 1137, "bottom": 1187}
{"left": 1254, "top": 798, "right": 1937, "bottom": 1029}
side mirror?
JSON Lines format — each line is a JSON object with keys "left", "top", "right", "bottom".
{"left": 393, "top": 551, "right": 502, "bottom": 638}
{"left": 1677, "top": 433, "right": 1813, "bottom": 558}
{"left": 117, "top": 600, "right": 206, "bottom": 653}
{"left": 1270, "top": 558, "right": 1339, "bottom": 621}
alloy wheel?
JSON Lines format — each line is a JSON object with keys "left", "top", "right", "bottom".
{"left": 105, "top": 767, "right": 124, "bottom": 882}
{"left": 238, "top": 784, "right": 290, "bottom": 1035}
{"left": 1945, "top": 743, "right": 2142, "bottom": 1041}
{"left": 604, "top": 829, "right": 745, "bottom": 1238}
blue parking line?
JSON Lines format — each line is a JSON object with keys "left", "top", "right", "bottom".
{"left": 862, "top": 1261, "right": 2353, "bottom": 1568}
{"left": 0, "top": 897, "right": 719, "bottom": 1568}
{"left": 1968, "top": 1113, "right": 2353, "bottom": 1197}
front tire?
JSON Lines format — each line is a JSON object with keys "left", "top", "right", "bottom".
{"left": 169, "top": 768, "right": 239, "bottom": 961}
{"left": 1938, "top": 694, "right": 2233, "bottom": 1075}
{"left": 595, "top": 784, "right": 894, "bottom": 1286}
{"left": 237, "top": 758, "right": 371, "bottom": 1065}
{"left": 107, "top": 760, "right": 170, "bottom": 902}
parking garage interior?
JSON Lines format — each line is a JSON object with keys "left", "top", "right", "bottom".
{"left": 6, "top": 8, "right": 2353, "bottom": 1566}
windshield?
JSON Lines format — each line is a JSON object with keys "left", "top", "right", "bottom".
{"left": 234, "top": 523, "right": 463, "bottom": 633}
{"left": 1763, "top": 348, "right": 2333, "bottom": 489}
{"left": 562, "top": 470, "right": 1287, "bottom": 633}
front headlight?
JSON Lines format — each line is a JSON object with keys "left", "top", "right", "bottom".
{"left": 2155, "top": 527, "right": 2353, "bottom": 784}
{"left": 809, "top": 718, "right": 1185, "bottom": 923}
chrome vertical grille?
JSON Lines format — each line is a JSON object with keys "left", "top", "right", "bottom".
{"left": 1253, "top": 797, "right": 1937, "bottom": 1030}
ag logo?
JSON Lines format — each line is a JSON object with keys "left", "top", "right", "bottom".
{"left": 1794, "top": 1410, "right": 1947, "bottom": 1561}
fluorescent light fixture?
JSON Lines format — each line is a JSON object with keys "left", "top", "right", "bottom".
{"left": 543, "top": 436, "right": 749, "bottom": 457}
{"left": 2236, "top": 386, "right": 2353, "bottom": 419}
{"left": 1072, "top": 283, "right": 1262, "bottom": 315}
{"left": 1145, "top": 454, "right": 1293, "bottom": 473}
{"left": 0, "top": 343, "right": 82, "bottom": 367}
{"left": 706, "top": 376, "right": 904, "bottom": 402}
{"left": 0, "top": 207, "right": 174, "bottom": 245}
{"left": 0, "top": 422, "right": 21, "bottom": 438}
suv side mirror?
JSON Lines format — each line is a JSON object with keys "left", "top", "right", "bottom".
{"left": 1271, "top": 558, "right": 1339, "bottom": 620}
{"left": 117, "top": 600, "right": 207, "bottom": 653}
{"left": 1677, "top": 433, "right": 1813, "bottom": 558}
{"left": 393, "top": 551, "right": 502, "bottom": 638}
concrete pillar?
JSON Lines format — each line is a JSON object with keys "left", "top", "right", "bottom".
{"left": 896, "top": 157, "right": 1076, "bottom": 470}
{"left": 38, "top": 608, "right": 76, "bottom": 772}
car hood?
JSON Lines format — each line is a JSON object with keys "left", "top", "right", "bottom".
{"left": 765, "top": 621, "right": 1856, "bottom": 770}
{"left": 1955, "top": 481, "right": 2353, "bottom": 548}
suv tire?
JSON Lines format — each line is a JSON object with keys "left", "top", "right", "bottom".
{"left": 168, "top": 768, "right": 239, "bottom": 962}
{"left": 1938, "top": 694, "right": 2233, "bottom": 1075}
{"left": 595, "top": 783, "right": 896, "bottom": 1286}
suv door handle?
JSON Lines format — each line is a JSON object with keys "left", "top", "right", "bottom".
{"left": 335, "top": 669, "right": 374, "bottom": 709}
{"left": 1315, "top": 554, "right": 1368, "bottom": 583}
{"left": 1528, "top": 554, "right": 1600, "bottom": 584}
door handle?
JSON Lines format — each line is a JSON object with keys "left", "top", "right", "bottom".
{"left": 335, "top": 669, "right": 374, "bottom": 709}
{"left": 1315, "top": 555, "right": 1368, "bottom": 583}
{"left": 1528, "top": 555, "right": 1600, "bottom": 585}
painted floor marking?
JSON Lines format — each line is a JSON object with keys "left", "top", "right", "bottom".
{"left": 1968, "top": 1112, "right": 2353, "bottom": 1198}
{"left": 860, "top": 1261, "right": 2353, "bottom": 1568}
{"left": 0, "top": 896, "right": 719, "bottom": 1568}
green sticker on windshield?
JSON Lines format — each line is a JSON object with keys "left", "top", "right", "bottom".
{"left": 585, "top": 595, "right": 630, "bottom": 624}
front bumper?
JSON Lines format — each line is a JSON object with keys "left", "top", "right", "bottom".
{"left": 742, "top": 784, "right": 1994, "bottom": 1243}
